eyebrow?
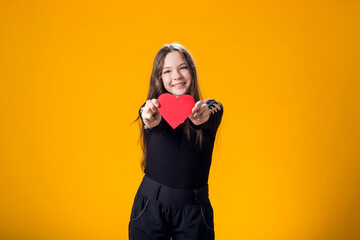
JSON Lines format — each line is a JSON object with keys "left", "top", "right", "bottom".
{"left": 163, "top": 63, "right": 187, "bottom": 70}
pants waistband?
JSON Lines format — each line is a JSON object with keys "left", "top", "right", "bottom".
{"left": 138, "top": 175, "right": 209, "bottom": 208}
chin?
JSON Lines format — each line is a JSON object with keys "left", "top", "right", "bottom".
{"left": 173, "top": 90, "right": 190, "bottom": 96}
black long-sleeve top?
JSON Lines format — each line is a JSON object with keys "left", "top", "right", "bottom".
{"left": 139, "top": 99, "right": 223, "bottom": 189}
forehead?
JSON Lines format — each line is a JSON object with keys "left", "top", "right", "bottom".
{"left": 163, "top": 51, "right": 186, "bottom": 68}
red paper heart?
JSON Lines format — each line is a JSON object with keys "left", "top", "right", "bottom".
{"left": 158, "top": 93, "right": 195, "bottom": 129}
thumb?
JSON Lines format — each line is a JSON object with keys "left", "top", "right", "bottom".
{"left": 195, "top": 101, "right": 202, "bottom": 111}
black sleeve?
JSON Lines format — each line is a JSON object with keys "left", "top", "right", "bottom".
{"left": 139, "top": 102, "right": 146, "bottom": 125}
{"left": 189, "top": 99, "right": 224, "bottom": 134}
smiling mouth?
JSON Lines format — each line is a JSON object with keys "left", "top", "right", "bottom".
{"left": 173, "top": 82, "right": 186, "bottom": 87}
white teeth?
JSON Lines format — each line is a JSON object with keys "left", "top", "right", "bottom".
{"left": 173, "top": 82, "right": 185, "bottom": 86}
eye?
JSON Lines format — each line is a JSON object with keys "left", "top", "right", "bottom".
{"left": 163, "top": 66, "right": 187, "bottom": 74}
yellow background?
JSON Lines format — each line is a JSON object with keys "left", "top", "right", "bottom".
{"left": 1, "top": 0, "right": 359, "bottom": 239}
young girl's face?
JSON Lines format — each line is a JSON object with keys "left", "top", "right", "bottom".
{"left": 161, "top": 51, "right": 192, "bottom": 97}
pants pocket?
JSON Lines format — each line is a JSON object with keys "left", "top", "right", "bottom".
{"left": 130, "top": 192, "right": 150, "bottom": 222}
{"left": 200, "top": 201, "right": 214, "bottom": 230}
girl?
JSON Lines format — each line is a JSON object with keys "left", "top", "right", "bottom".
{"left": 129, "top": 43, "right": 223, "bottom": 240}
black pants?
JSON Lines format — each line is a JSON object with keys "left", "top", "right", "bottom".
{"left": 128, "top": 175, "right": 215, "bottom": 240}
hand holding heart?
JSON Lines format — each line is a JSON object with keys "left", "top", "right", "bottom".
{"left": 141, "top": 94, "right": 210, "bottom": 129}
{"left": 141, "top": 99, "right": 162, "bottom": 129}
{"left": 188, "top": 100, "right": 210, "bottom": 126}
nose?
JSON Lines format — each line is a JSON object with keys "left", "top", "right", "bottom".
{"left": 172, "top": 69, "right": 181, "bottom": 80}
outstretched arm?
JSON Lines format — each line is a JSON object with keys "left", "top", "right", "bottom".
{"left": 189, "top": 99, "right": 224, "bottom": 133}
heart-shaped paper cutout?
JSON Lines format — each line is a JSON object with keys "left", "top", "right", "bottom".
{"left": 157, "top": 93, "right": 195, "bottom": 129}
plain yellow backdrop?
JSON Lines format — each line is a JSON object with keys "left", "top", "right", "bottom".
{"left": 1, "top": 0, "right": 359, "bottom": 239}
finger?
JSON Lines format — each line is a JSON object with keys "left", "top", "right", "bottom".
{"left": 193, "top": 101, "right": 206, "bottom": 116}
{"left": 193, "top": 103, "right": 204, "bottom": 117}
{"left": 152, "top": 98, "right": 160, "bottom": 107}
{"left": 143, "top": 111, "right": 154, "bottom": 122}
{"left": 146, "top": 100, "right": 156, "bottom": 114}
{"left": 198, "top": 103, "right": 208, "bottom": 115}
{"left": 198, "top": 104, "right": 210, "bottom": 118}
{"left": 144, "top": 105, "right": 155, "bottom": 116}
{"left": 192, "top": 100, "right": 203, "bottom": 113}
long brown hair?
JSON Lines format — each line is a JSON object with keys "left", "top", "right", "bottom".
{"left": 133, "top": 42, "right": 205, "bottom": 172}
